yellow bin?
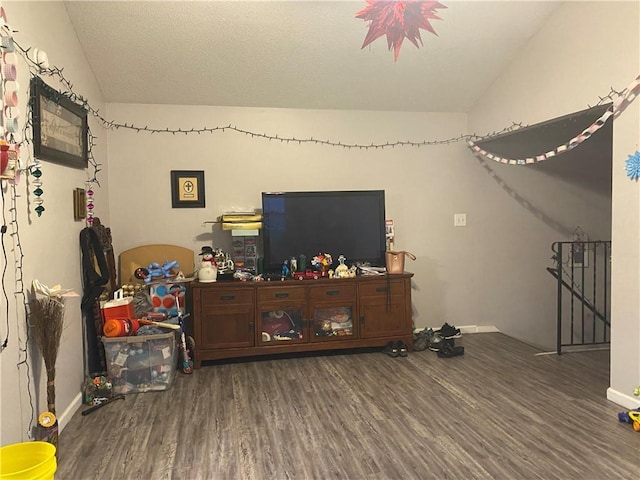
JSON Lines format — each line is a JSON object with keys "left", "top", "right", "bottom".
{"left": 0, "top": 441, "right": 56, "bottom": 480}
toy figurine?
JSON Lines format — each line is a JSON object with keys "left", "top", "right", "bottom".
{"left": 198, "top": 246, "right": 218, "bottom": 283}
{"left": 312, "top": 253, "right": 332, "bottom": 276}
{"left": 334, "top": 255, "right": 349, "bottom": 278}
{"left": 199, "top": 246, "right": 216, "bottom": 267}
{"left": 282, "top": 260, "right": 290, "bottom": 278}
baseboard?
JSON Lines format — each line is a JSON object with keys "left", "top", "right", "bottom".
{"left": 58, "top": 392, "right": 83, "bottom": 433}
{"left": 413, "top": 325, "right": 499, "bottom": 334}
{"left": 607, "top": 388, "right": 640, "bottom": 409}
{"left": 459, "top": 325, "right": 500, "bottom": 334}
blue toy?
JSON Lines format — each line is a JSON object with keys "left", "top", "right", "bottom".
{"left": 143, "top": 260, "right": 180, "bottom": 284}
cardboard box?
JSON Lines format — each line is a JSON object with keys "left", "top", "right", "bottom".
{"left": 102, "top": 331, "right": 177, "bottom": 394}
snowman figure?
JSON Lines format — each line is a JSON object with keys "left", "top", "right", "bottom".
{"left": 198, "top": 246, "right": 218, "bottom": 283}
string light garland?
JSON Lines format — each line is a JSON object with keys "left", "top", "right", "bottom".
{"left": 1, "top": 8, "right": 44, "bottom": 438}
{"left": 7, "top": 179, "right": 36, "bottom": 437}
{"left": 10, "top": 30, "right": 638, "bottom": 168}
{"left": 36, "top": 59, "right": 640, "bottom": 166}
{"left": 5, "top": 22, "right": 640, "bottom": 175}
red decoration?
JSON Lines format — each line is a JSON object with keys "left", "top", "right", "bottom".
{"left": 356, "top": 0, "right": 446, "bottom": 61}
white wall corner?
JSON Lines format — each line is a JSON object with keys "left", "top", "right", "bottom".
{"left": 58, "top": 392, "right": 83, "bottom": 433}
{"left": 606, "top": 387, "right": 640, "bottom": 410}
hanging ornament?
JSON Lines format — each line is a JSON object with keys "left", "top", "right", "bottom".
{"left": 356, "top": 0, "right": 446, "bottom": 61}
{"left": 625, "top": 151, "right": 640, "bottom": 181}
{"left": 85, "top": 184, "right": 95, "bottom": 225}
{"left": 31, "top": 161, "right": 45, "bottom": 216}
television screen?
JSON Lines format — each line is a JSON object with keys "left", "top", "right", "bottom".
{"left": 262, "top": 190, "right": 386, "bottom": 272}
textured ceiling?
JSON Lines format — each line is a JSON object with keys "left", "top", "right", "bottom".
{"left": 63, "top": 0, "right": 561, "bottom": 112}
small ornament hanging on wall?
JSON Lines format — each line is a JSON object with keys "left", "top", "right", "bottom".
{"left": 85, "top": 183, "right": 95, "bottom": 225}
{"left": 31, "top": 161, "right": 45, "bottom": 216}
{"left": 625, "top": 150, "right": 640, "bottom": 181}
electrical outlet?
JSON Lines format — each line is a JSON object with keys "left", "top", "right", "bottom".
{"left": 454, "top": 213, "right": 467, "bottom": 227}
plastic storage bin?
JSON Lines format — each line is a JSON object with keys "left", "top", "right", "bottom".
{"left": 102, "top": 331, "right": 178, "bottom": 394}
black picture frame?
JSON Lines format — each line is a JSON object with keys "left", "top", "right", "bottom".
{"left": 30, "top": 76, "right": 88, "bottom": 169}
{"left": 171, "top": 170, "right": 205, "bottom": 208}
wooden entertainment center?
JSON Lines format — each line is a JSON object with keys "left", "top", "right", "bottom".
{"left": 189, "top": 273, "right": 413, "bottom": 367}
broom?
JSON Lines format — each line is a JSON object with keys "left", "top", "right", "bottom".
{"left": 30, "top": 295, "right": 65, "bottom": 415}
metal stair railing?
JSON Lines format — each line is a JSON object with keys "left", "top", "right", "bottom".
{"left": 549, "top": 241, "right": 611, "bottom": 354}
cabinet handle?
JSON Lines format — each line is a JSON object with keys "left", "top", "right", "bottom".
{"left": 326, "top": 290, "right": 339, "bottom": 296}
{"left": 275, "top": 292, "right": 289, "bottom": 298}
{"left": 221, "top": 295, "right": 236, "bottom": 301}
{"left": 376, "top": 287, "right": 388, "bottom": 293}
{"left": 249, "top": 321, "right": 255, "bottom": 329}
{"left": 360, "top": 315, "right": 365, "bottom": 324}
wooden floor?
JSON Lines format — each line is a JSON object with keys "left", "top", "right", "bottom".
{"left": 57, "top": 333, "right": 640, "bottom": 479}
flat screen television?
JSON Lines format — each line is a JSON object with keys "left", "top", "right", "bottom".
{"left": 261, "top": 190, "right": 386, "bottom": 272}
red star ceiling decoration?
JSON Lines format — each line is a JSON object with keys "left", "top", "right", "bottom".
{"left": 356, "top": 0, "right": 446, "bottom": 61}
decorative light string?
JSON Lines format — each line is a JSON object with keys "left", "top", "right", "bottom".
{"left": 8, "top": 179, "right": 35, "bottom": 438}
{"left": 7, "top": 38, "right": 101, "bottom": 186}
{"left": 0, "top": 6, "right": 40, "bottom": 438}
{"left": 3, "top": 11, "right": 637, "bottom": 168}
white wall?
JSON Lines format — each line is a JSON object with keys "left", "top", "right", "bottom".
{"left": 106, "top": 94, "right": 610, "bottom": 350}
{"left": 106, "top": 104, "right": 476, "bottom": 327}
{"left": 0, "top": 1, "right": 109, "bottom": 445}
{"left": 469, "top": 1, "right": 640, "bottom": 407}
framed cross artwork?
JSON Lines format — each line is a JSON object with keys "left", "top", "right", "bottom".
{"left": 170, "top": 170, "right": 205, "bottom": 208}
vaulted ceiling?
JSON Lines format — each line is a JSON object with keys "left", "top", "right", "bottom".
{"left": 63, "top": 1, "right": 561, "bottom": 112}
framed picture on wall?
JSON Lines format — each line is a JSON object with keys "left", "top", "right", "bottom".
{"left": 30, "top": 76, "right": 89, "bottom": 169}
{"left": 171, "top": 170, "right": 205, "bottom": 208}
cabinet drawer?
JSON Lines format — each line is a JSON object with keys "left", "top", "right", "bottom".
{"left": 309, "top": 284, "right": 356, "bottom": 301}
{"left": 359, "top": 280, "right": 405, "bottom": 297}
{"left": 200, "top": 288, "right": 254, "bottom": 307}
{"left": 257, "top": 286, "right": 306, "bottom": 303}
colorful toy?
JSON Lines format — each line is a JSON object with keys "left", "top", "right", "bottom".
{"left": 312, "top": 253, "right": 332, "bottom": 275}
{"left": 293, "top": 270, "right": 320, "bottom": 280}
{"left": 176, "top": 314, "right": 194, "bottom": 374}
{"left": 173, "top": 288, "right": 194, "bottom": 374}
{"left": 618, "top": 409, "right": 640, "bottom": 432}
{"left": 135, "top": 260, "right": 180, "bottom": 284}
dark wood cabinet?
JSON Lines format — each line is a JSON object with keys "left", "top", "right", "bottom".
{"left": 190, "top": 273, "right": 413, "bottom": 367}
{"left": 358, "top": 278, "right": 410, "bottom": 339}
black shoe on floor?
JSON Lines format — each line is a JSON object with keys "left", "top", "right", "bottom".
{"left": 383, "top": 341, "right": 399, "bottom": 358}
{"left": 398, "top": 341, "right": 408, "bottom": 357}
{"left": 428, "top": 334, "right": 453, "bottom": 352}
{"left": 437, "top": 323, "right": 461, "bottom": 339}
{"left": 437, "top": 342, "right": 464, "bottom": 358}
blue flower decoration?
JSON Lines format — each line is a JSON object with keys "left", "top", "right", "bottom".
{"left": 625, "top": 151, "right": 640, "bottom": 180}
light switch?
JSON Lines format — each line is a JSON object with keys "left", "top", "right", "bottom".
{"left": 454, "top": 213, "right": 467, "bottom": 227}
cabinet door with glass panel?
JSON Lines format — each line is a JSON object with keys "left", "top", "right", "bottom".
{"left": 309, "top": 282, "right": 357, "bottom": 341}
{"left": 256, "top": 285, "right": 308, "bottom": 345}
